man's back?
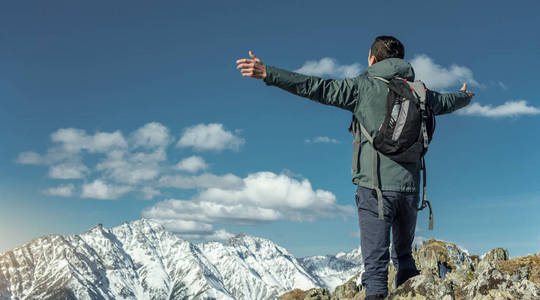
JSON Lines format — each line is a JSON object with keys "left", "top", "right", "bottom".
{"left": 263, "top": 58, "right": 472, "bottom": 192}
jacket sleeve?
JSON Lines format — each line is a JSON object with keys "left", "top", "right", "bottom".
{"left": 263, "top": 65, "right": 358, "bottom": 111}
{"left": 426, "top": 90, "right": 472, "bottom": 116}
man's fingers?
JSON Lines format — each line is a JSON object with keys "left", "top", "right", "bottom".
{"left": 236, "top": 58, "right": 253, "bottom": 64}
{"left": 236, "top": 63, "right": 254, "bottom": 69}
{"left": 237, "top": 52, "right": 264, "bottom": 79}
{"left": 460, "top": 83, "right": 468, "bottom": 91}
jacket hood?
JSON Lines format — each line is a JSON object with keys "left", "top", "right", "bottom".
{"left": 366, "top": 58, "right": 415, "bottom": 81}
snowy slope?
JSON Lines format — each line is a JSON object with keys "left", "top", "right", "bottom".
{"left": 0, "top": 219, "right": 364, "bottom": 299}
{"left": 297, "top": 245, "right": 363, "bottom": 290}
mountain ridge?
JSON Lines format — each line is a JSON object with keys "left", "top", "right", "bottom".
{"left": 0, "top": 219, "right": 363, "bottom": 299}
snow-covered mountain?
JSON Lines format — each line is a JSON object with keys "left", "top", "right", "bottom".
{"left": 0, "top": 219, "right": 363, "bottom": 300}
{"left": 297, "top": 245, "right": 363, "bottom": 290}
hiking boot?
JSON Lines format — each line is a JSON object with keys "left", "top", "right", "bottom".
{"left": 365, "top": 293, "right": 386, "bottom": 300}
{"left": 395, "top": 268, "right": 420, "bottom": 287}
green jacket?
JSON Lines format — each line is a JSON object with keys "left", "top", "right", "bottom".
{"left": 263, "top": 58, "right": 472, "bottom": 192}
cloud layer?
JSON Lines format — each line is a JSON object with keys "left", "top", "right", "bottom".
{"left": 81, "top": 180, "right": 132, "bottom": 200}
{"left": 177, "top": 123, "right": 245, "bottom": 151}
{"left": 51, "top": 128, "right": 127, "bottom": 153}
{"left": 18, "top": 122, "right": 351, "bottom": 240}
{"left": 295, "top": 57, "right": 362, "bottom": 78}
{"left": 293, "top": 55, "right": 480, "bottom": 92}
{"left": 457, "top": 100, "right": 540, "bottom": 118}
{"left": 42, "top": 184, "right": 75, "bottom": 197}
{"left": 410, "top": 54, "right": 479, "bottom": 91}
{"left": 174, "top": 156, "right": 208, "bottom": 173}
{"left": 17, "top": 122, "right": 245, "bottom": 200}
{"left": 305, "top": 136, "right": 340, "bottom": 144}
{"left": 143, "top": 171, "right": 354, "bottom": 239}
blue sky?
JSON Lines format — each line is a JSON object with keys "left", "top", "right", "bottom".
{"left": 1, "top": 0, "right": 539, "bottom": 258}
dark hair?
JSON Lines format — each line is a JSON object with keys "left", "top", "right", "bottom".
{"left": 370, "top": 36, "right": 404, "bottom": 62}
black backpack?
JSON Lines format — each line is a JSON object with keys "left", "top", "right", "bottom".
{"left": 349, "top": 76, "right": 435, "bottom": 229}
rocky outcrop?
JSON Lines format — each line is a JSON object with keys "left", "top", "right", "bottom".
{"left": 279, "top": 239, "right": 540, "bottom": 300}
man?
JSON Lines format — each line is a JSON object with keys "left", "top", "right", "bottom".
{"left": 236, "top": 36, "right": 474, "bottom": 299}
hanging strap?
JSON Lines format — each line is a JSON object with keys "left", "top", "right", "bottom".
{"left": 356, "top": 121, "right": 384, "bottom": 220}
{"left": 418, "top": 157, "right": 434, "bottom": 230}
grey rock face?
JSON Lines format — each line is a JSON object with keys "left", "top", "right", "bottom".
{"left": 476, "top": 248, "right": 509, "bottom": 273}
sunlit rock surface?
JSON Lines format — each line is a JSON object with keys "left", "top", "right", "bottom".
{"left": 280, "top": 239, "right": 540, "bottom": 300}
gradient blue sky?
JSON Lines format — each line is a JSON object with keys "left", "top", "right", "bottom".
{"left": 1, "top": 0, "right": 539, "bottom": 258}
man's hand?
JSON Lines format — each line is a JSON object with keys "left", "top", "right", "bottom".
{"left": 460, "top": 83, "right": 475, "bottom": 98}
{"left": 236, "top": 51, "right": 266, "bottom": 80}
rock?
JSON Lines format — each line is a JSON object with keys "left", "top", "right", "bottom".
{"left": 387, "top": 273, "right": 455, "bottom": 300}
{"left": 413, "top": 239, "right": 473, "bottom": 277}
{"left": 387, "top": 262, "right": 397, "bottom": 293}
{"left": 331, "top": 278, "right": 359, "bottom": 300}
{"left": 303, "top": 288, "right": 331, "bottom": 300}
{"left": 477, "top": 248, "right": 509, "bottom": 273}
{"left": 496, "top": 253, "right": 540, "bottom": 285}
{"left": 279, "top": 288, "right": 308, "bottom": 300}
{"left": 279, "top": 240, "right": 540, "bottom": 300}
{"left": 463, "top": 266, "right": 539, "bottom": 299}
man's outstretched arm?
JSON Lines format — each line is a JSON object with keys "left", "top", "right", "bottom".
{"left": 426, "top": 83, "right": 476, "bottom": 115}
{"left": 236, "top": 51, "right": 357, "bottom": 111}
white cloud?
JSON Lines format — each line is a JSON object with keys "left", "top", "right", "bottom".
{"left": 131, "top": 122, "right": 171, "bottom": 149}
{"left": 150, "top": 217, "right": 236, "bottom": 241}
{"left": 48, "top": 162, "right": 89, "bottom": 179}
{"left": 295, "top": 57, "right": 362, "bottom": 78}
{"left": 410, "top": 54, "right": 479, "bottom": 91}
{"left": 16, "top": 152, "right": 45, "bottom": 165}
{"left": 16, "top": 148, "right": 79, "bottom": 166}
{"left": 197, "top": 172, "right": 344, "bottom": 213}
{"left": 175, "top": 156, "right": 208, "bottom": 173}
{"left": 51, "top": 128, "right": 127, "bottom": 153}
{"left": 15, "top": 122, "right": 245, "bottom": 201}
{"left": 42, "top": 184, "right": 75, "bottom": 197}
{"left": 141, "top": 186, "right": 161, "bottom": 200}
{"left": 158, "top": 173, "right": 243, "bottom": 190}
{"left": 143, "top": 171, "right": 354, "bottom": 240}
{"left": 96, "top": 150, "right": 163, "bottom": 184}
{"left": 177, "top": 123, "right": 245, "bottom": 151}
{"left": 305, "top": 136, "right": 340, "bottom": 144}
{"left": 458, "top": 100, "right": 540, "bottom": 117}
{"left": 152, "top": 218, "right": 214, "bottom": 233}
{"left": 81, "top": 179, "right": 132, "bottom": 200}
{"left": 204, "top": 229, "right": 236, "bottom": 241}
{"left": 180, "top": 229, "right": 236, "bottom": 241}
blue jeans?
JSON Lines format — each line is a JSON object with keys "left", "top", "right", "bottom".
{"left": 355, "top": 186, "right": 420, "bottom": 296}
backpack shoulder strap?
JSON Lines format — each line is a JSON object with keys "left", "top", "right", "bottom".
{"left": 372, "top": 76, "right": 390, "bottom": 84}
